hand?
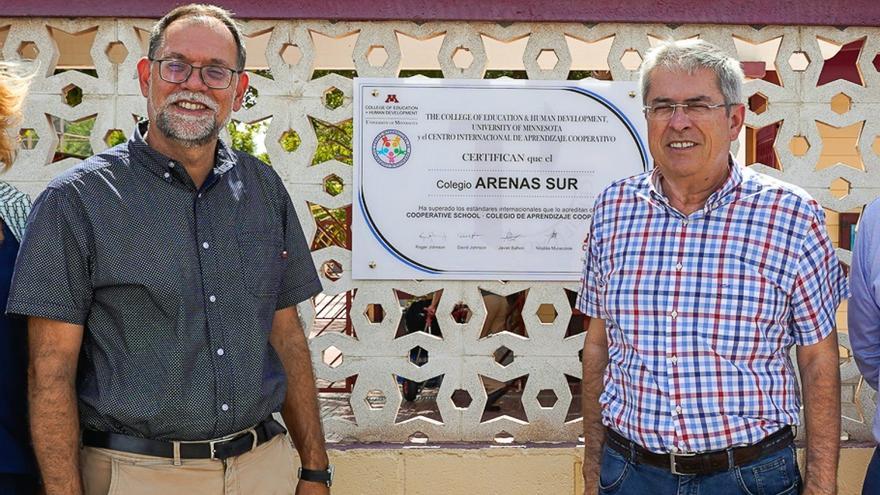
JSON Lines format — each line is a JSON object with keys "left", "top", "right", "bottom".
{"left": 295, "top": 479, "right": 330, "bottom": 495}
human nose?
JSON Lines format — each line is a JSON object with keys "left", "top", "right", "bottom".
{"left": 180, "top": 67, "right": 209, "bottom": 91}
{"left": 667, "top": 105, "right": 692, "bottom": 130}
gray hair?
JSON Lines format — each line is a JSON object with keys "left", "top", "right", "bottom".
{"left": 148, "top": 4, "right": 246, "bottom": 71}
{"left": 639, "top": 39, "right": 744, "bottom": 107}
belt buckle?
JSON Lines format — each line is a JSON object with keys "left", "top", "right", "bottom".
{"left": 209, "top": 438, "right": 222, "bottom": 460}
{"left": 669, "top": 452, "right": 697, "bottom": 475}
{"left": 209, "top": 428, "right": 259, "bottom": 460}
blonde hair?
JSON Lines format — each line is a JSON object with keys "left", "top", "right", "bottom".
{"left": 0, "top": 61, "right": 34, "bottom": 169}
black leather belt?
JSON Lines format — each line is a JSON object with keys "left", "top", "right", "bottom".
{"left": 82, "top": 417, "right": 287, "bottom": 461}
{"left": 605, "top": 426, "right": 793, "bottom": 475}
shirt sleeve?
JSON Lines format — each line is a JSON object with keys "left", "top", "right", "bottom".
{"left": 274, "top": 180, "right": 323, "bottom": 311}
{"left": 6, "top": 186, "right": 93, "bottom": 324}
{"left": 848, "top": 200, "right": 880, "bottom": 390}
{"left": 789, "top": 202, "right": 849, "bottom": 346}
{"left": 576, "top": 198, "right": 603, "bottom": 318}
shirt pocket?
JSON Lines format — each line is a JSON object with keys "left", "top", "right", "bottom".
{"left": 237, "top": 232, "right": 285, "bottom": 297}
{"left": 696, "top": 267, "right": 789, "bottom": 362}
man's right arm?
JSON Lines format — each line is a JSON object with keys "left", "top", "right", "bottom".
{"left": 581, "top": 317, "right": 608, "bottom": 494}
{"left": 28, "top": 316, "right": 84, "bottom": 495}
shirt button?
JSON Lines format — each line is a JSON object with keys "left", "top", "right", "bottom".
{"left": 168, "top": 161, "right": 175, "bottom": 168}
{"left": 221, "top": 403, "right": 229, "bottom": 411}
{"left": 670, "top": 310, "right": 678, "bottom": 319}
{"left": 670, "top": 446, "right": 679, "bottom": 453}
{"left": 216, "top": 348, "right": 224, "bottom": 356}
{"left": 675, "top": 405, "right": 683, "bottom": 414}
{"left": 202, "top": 242, "right": 210, "bottom": 249}
{"left": 198, "top": 193, "right": 203, "bottom": 198}
{"left": 675, "top": 262, "right": 683, "bottom": 271}
{"left": 209, "top": 295, "right": 217, "bottom": 303}
{"left": 163, "top": 172, "right": 171, "bottom": 179}
{"left": 670, "top": 355, "right": 678, "bottom": 365}
{"left": 682, "top": 220, "right": 689, "bottom": 227}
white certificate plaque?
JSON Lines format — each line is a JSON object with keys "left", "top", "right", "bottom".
{"left": 353, "top": 78, "right": 649, "bottom": 281}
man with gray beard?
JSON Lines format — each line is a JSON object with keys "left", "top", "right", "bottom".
{"left": 7, "top": 4, "right": 332, "bottom": 494}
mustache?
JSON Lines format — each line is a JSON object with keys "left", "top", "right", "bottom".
{"left": 164, "top": 91, "right": 218, "bottom": 111}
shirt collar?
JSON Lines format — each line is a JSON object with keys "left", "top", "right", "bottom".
{"left": 645, "top": 155, "right": 744, "bottom": 212}
{"left": 129, "top": 121, "right": 237, "bottom": 188}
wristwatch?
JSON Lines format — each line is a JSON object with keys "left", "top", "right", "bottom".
{"left": 298, "top": 465, "right": 334, "bottom": 487}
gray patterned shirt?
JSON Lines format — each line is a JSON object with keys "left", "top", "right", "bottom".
{"left": 7, "top": 122, "right": 322, "bottom": 440}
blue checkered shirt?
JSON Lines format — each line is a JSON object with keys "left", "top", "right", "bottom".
{"left": 577, "top": 160, "right": 848, "bottom": 453}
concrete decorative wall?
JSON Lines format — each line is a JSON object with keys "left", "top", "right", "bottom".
{"left": 2, "top": 18, "right": 878, "bottom": 446}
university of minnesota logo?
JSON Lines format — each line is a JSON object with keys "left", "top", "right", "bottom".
{"left": 371, "top": 129, "right": 411, "bottom": 168}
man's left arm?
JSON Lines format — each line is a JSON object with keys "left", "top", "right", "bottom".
{"left": 270, "top": 306, "right": 330, "bottom": 495}
{"left": 796, "top": 331, "right": 840, "bottom": 495}
{"left": 789, "top": 203, "right": 849, "bottom": 495}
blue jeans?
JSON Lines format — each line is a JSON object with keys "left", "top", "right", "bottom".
{"left": 863, "top": 447, "right": 880, "bottom": 495}
{"left": 598, "top": 443, "right": 801, "bottom": 495}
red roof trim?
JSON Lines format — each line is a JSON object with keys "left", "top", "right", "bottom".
{"left": 5, "top": 0, "right": 879, "bottom": 27}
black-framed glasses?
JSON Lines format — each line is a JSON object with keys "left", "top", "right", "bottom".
{"left": 643, "top": 102, "right": 730, "bottom": 121}
{"left": 151, "top": 59, "right": 241, "bottom": 90}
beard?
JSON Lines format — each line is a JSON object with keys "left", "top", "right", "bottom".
{"left": 152, "top": 90, "right": 228, "bottom": 148}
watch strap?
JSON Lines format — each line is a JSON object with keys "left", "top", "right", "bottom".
{"left": 298, "top": 466, "right": 334, "bottom": 487}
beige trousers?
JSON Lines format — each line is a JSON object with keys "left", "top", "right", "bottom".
{"left": 80, "top": 434, "right": 298, "bottom": 495}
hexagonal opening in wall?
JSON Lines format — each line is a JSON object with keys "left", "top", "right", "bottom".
{"left": 451, "top": 389, "right": 472, "bottom": 409}
{"left": 536, "top": 303, "right": 558, "bottom": 324}
{"left": 323, "top": 87, "right": 345, "bottom": 110}
{"left": 280, "top": 43, "right": 302, "bottom": 66}
{"left": 367, "top": 45, "right": 389, "bottom": 67}
{"left": 452, "top": 47, "right": 474, "bottom": 69}
{"left": 18, "top": 128, "right": 39, "bottom": 150}
{"left": 790, "top": 135, "right": 810, "bottom": 157}
{"left": 364, "top": 303, "right": 385, "bottom": 324}
{"left": 830, "top": 177, "right": 851, "bottom": 200}
{"left": 323, "top": 174, "right": 344, "bottom": 197}
{"left": 620, "top": 49, "right": 642, "bottom": 70}
{"left": 409, "top": 346, "right": 429, "bottom": 367}
{"left": 18, "top": 41, "right": 39, "bottom": 59}
{"left": 364, "top": 389, "right": 387, "bottom": 410}
{"left": 788, "top": 51, "right": 810, "bottom": 71}
{"left": 320, "top": 259, "right": 343, "bottom": 281}
{"left": 494, "top": 346, "right": 514, "bottom": 367}
{"left": 106, "top": 41, "right": 128, "bottom": 64}
{"left": 104, "top": 129, "right": 126, "bottom": 147}
{"left": 831, "top": 93, "right": 852, "bottom": 115}
{"left": 279, "top": 129, "right": 301, "bottom": 152}
{"left": 322, "top": 345, "right": 343, "bottom": 368}
{"left": 62, "top": 84, "right": 84, "bottom": 108}
{"left": 451, "top": 302, "right": 472, "bottom": 324}
{"left": 537, "top": 389, "right": 558, "bottom": 408}
{"left": 536, "top": 49, "right": 559, "bottom": 71}
{"left": 748, "top": 92, "right": 769, "bottom": 115}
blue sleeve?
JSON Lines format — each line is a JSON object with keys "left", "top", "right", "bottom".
{"left": 849, "top": 200, "right": 880, "bottom": 390}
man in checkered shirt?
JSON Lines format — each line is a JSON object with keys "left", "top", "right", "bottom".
{"left": 578, "top": 39, "right": 848, "bottom": 495}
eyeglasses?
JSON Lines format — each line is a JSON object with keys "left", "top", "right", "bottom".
{"left": 643, "top": 102, "right": 730, "bottom": 121}
{"left": 151, "top": 59, "right": 241, "bottom": 90}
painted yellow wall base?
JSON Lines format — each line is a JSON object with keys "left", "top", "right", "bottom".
{"left": 295, "top": 446, "right": 874, "bottom": 494}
